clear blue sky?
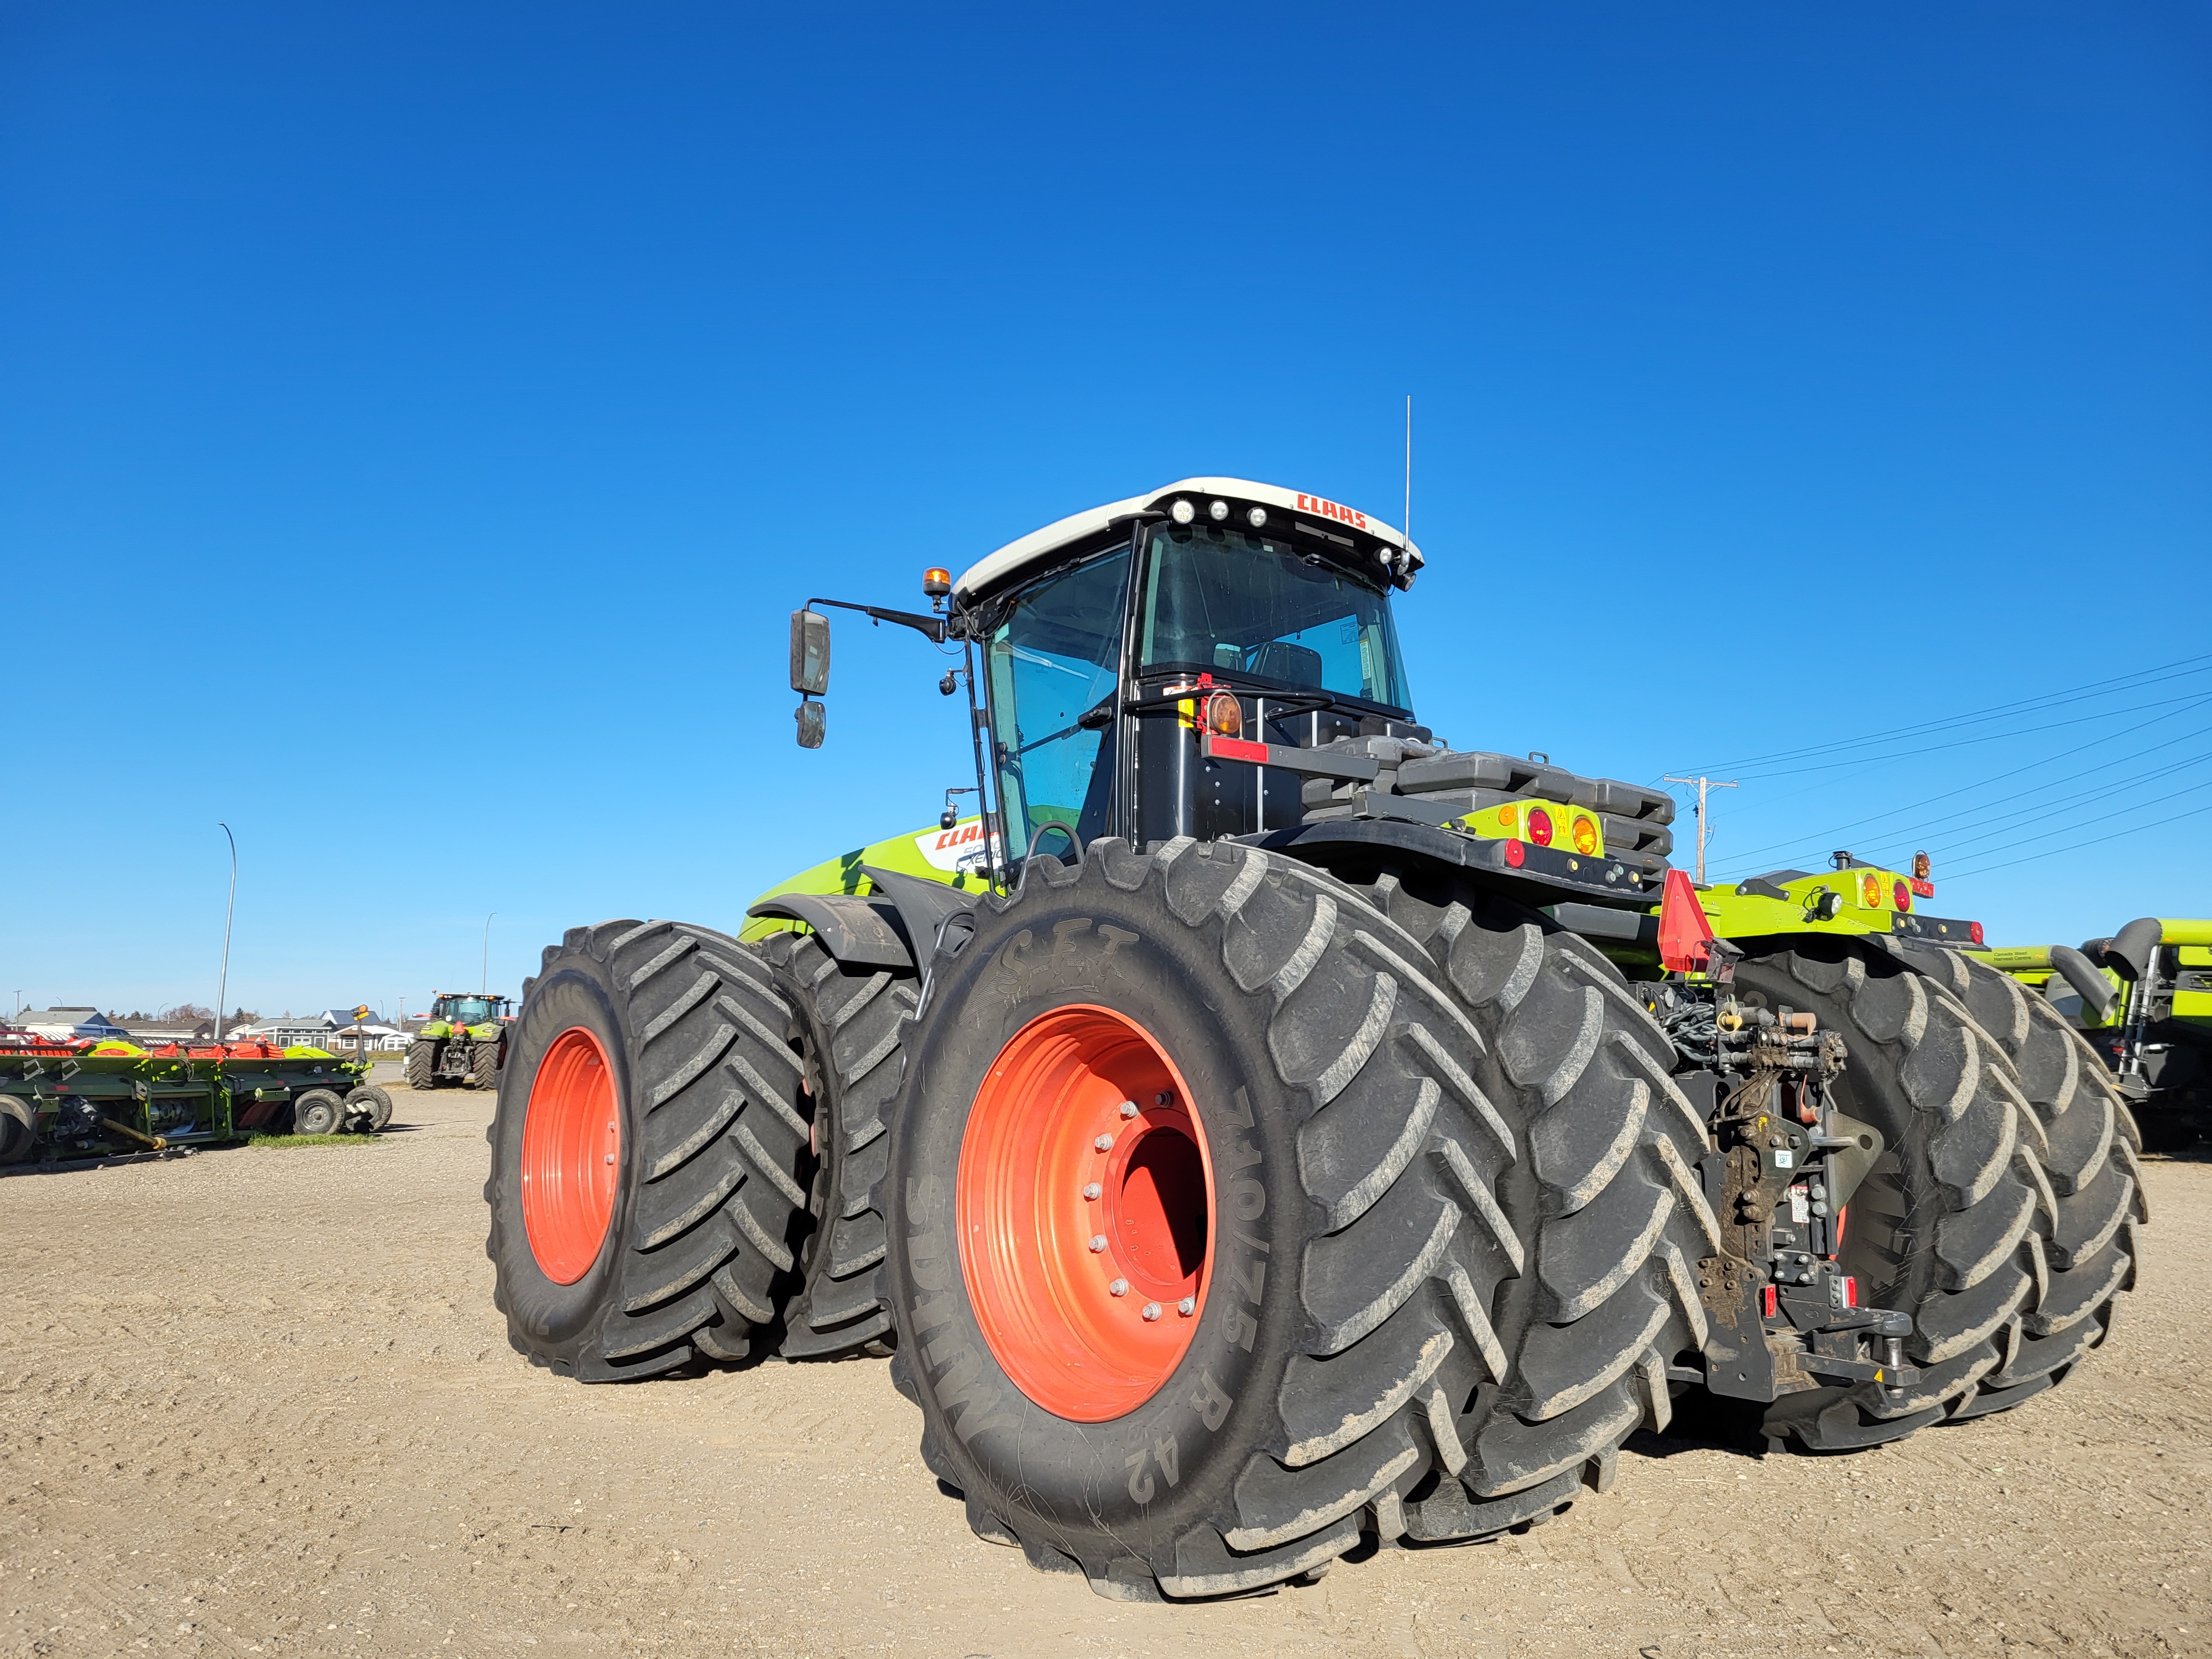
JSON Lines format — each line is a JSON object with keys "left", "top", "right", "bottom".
{"left": 4, "top": 4, "right": 2208, "bottom": 1019}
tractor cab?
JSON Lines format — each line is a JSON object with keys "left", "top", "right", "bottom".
{"left": 774, "top": 476, "right": 1670, "bottom": 916}
{"left": 427, "top": 993, "right": 509, "bottom": 1031}
{"left": 960, "top": 481, "right": 1425, "bottom": 859}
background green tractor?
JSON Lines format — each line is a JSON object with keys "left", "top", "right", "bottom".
{"left": 1981, "top": 918, "right": 2212, "bottom": 1151}
{"left": 483, "top": 477, "right": 2140, "bottom": 1601}
{"left": 404, "top": 992, "right": 511, "bottom": 1091}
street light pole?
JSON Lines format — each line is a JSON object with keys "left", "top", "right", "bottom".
{"left": 213, "top": 823, "right": 238, "bottom": 1047}
{"left": 482, "top": 912, "right": 495, "bottom": 996}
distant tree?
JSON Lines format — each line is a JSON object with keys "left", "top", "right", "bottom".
{"left": 232, "top": 1008, "right": 257, "bottom": 1025}
{"left": 161, "top": 1002, "right": 215, "bottom": 1022}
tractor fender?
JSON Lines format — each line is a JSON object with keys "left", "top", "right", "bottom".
{"left": 859, "top": 865, "right": 979, "bottom": 966}
{"left": 745, "top": 891, "right": 915, "bottom": 970}
{"left": 2049, "top": 944, "right": 2118, "bottom": 1021}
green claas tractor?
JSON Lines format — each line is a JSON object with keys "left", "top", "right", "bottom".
{"left": 405, "top": 992, "right": 511, "bottom": 1091}
{"left": 484, "top": 477, "right": 2142, "bottom": 1600}
{"left": 1980, "top": 918, "right": 2212, "bottom": 1151}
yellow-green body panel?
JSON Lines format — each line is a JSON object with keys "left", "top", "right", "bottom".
{"left": 1679, "top": 864, "right": 1932, "bottom": 943}
{"left": 740, "top": 814, "right": 999, "bottom": 942}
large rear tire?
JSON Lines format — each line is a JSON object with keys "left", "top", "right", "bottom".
{"left": 886, "top": 838, "right": 1546, "bottom": 1599}
{"left": 760, "top": 930, "right": 916, "bottom": 1358}
{"left": 485, "top": 919, "right": 812, "bottom": 1380}
{"left": 1729, "top": 942, "right": 2047, "bottom": 1451}
{"left": 1906, "top": 946, "right": 2146, "bottom": 1420}
{"left": 404, "top": 1041, "right": 435, "bottom": 1092}
{"left": 469, "top": 1039, "right": 502, "bottom": 1091}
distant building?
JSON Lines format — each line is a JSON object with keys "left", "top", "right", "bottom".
{"left": 17, "top": 1007, "right": 128, "bottom": 1042}
{"left": 229, "top": 1008, "right": 399, "bottom": 1050}
{"left": 332, "top": 1022, "right": 410, "bottom": 1053}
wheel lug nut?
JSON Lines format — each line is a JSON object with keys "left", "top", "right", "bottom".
{"left": 1177, "top": 1297, "right": 1196, "bottom": 1317}
{"left": 1088, "top": 1235, "right": 1108, "bottom": 1253}
{"left": 1108, "top": 1279, "right": 1129, "bottom": 1297}
{"left": 604, "top": 1153, "right": 615, "bottom": 1165}
{"left": 1141, "top": 1303, "right": 1162, "bottom": 1321}
{"left": 1155, "top": 1091, "right": 1172, "bottom": 1107}
{"left": 1119, "top": 1100, "right": 1139, "bottom": 1120}
{"left": 1093, "top": 1134, "right": 1114, "bottom": 1152}
{"left": 1082, "top": 1182, "right": 1102, "bottom": 1200}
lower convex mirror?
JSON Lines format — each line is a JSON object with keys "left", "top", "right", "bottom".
{"left": 796, "top": 698, "right": 826, "bottom": 748}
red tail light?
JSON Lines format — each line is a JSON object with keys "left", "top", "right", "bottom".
{"left": 1893, "top": 879, "right": 1912, "bottom": 912}
{"left": 1761, "top": 1285, "right": 1778, "bottom": 1318}
{"left": 1528, "top": 807, "right": 1554, "bottom": 847}
{"left": 1843, "top": 1276, "right": 1859, "bottom": 1308}
{"left": 1503, "top": 838, "right": 1526, "bottom": 868}
{"left": 1969, "top": 921, "right": 1985, "bottom": 945}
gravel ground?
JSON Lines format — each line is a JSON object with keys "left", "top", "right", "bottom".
{"left": 3, "top": 1077, "right": 2206, "bottom": 1658}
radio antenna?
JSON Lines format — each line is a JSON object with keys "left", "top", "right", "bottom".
{"left": 1404, "top": 394, "right": 1412, "bottom": 545}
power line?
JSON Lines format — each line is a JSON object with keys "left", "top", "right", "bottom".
{"left": 1943, "top": 776, "right": 2212, "bottom": 882}
{"left": 1730, "top": 688, "right": 2212, "bottom": 782}
{"left": 1940, "top": 774, "right": 2212, "bottom": 880}
{"left": 1675, "top": 651, "right": 2212, "bottom": 775}
{"left": 1930, "top": 752, "right": 2211, "bottom": 860}
{"left": 1719, "top": 703, "right": 2212, "bottom": 867}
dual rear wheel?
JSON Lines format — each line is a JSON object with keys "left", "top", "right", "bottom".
{"left": 484, "top": 920, "right": 813, "bottom": 1379}
{"left": 884, "top": 837, "right": 1702, "bottom": 1599}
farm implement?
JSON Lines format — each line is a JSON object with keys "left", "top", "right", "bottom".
{"left": 0, "top": 1035, "right": 390, "bottom": 1164}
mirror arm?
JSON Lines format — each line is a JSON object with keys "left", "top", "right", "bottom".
{"left": 803, "top": 596, "right": 949, "bottom": 645}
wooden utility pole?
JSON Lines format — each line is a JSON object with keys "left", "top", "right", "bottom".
{"left": 1663, "top": 775, "right": 1739, "bottom": 885}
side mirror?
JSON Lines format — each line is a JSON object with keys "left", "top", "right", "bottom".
{"left": 790, "top": 609, "right": 831, "bottom": 696}
{"left": 796, "top": 699, "right": 826, "bottom": 749}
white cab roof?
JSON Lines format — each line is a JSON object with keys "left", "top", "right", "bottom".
{"left": 953, "top": 477, "right": 1425, "bottom": 601}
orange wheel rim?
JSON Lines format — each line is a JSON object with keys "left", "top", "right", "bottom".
{"left": 958, "top": 1004, "right": 1214, "bottom": 1421}
{"left": 520, "top": 1027, "right": 620, "bottom": 1284}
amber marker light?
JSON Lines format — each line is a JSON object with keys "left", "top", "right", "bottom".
{"left": 1571, "top": 815, "right": 1599, "bottom": 855}
{"left": 1861, "top": 873, "right": 1883, "bottom": 908}
{"left": 1204, "top": 692, "right": 1244, "bottom": 737}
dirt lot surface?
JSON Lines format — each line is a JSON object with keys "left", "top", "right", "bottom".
{"left": 4, "top": 1077, "right": 2207, "bottom": 1659}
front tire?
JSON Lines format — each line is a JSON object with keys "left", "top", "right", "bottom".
{"left": 887, "top": 839, "right": 1535, "bottom": 1599}
{"left": 486, "top": 919, "right": 812, "bottom": 1380}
